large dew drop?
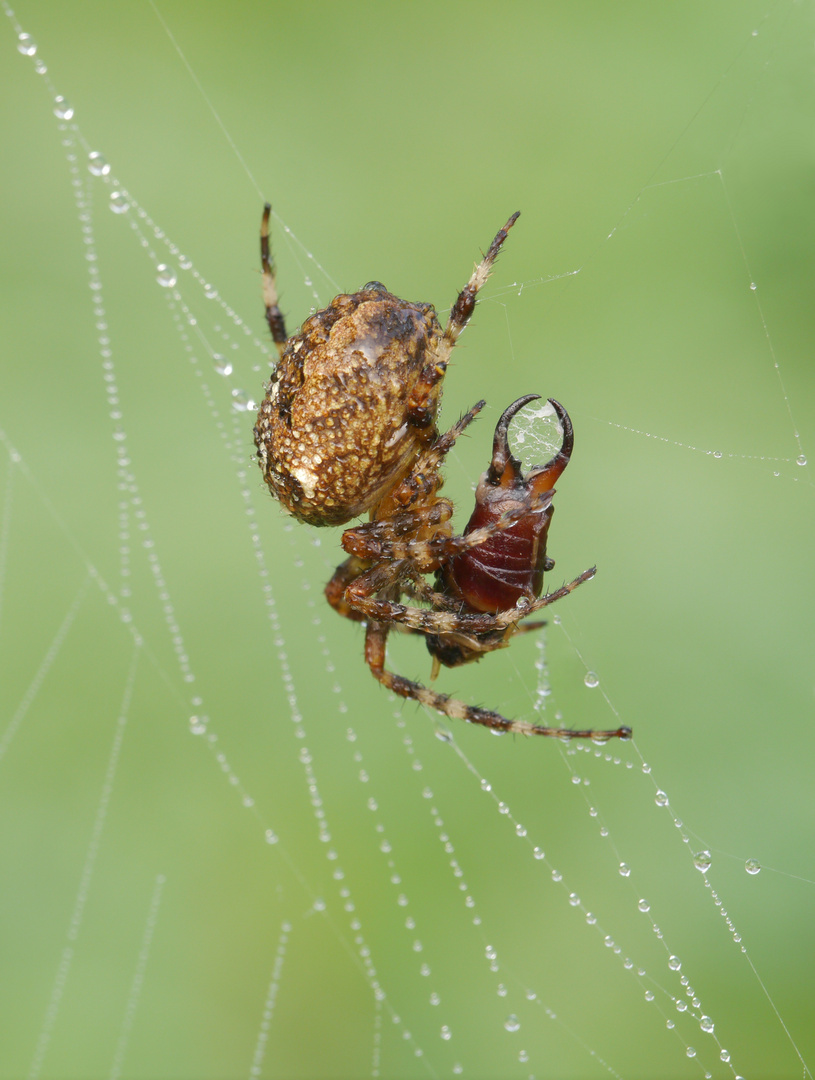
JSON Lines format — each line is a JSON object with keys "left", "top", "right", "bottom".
{"left": 109, "top": 191, "right": 129, "bottom": 214}
{"left": 17, "top": 32, "right": 38, "bottom": 56}
{"left": 87, "top": 151, "right": 110, "bottom": 177}
{"left": 53, "top": 95, "right": 74, "bottom": 120}
{"left": 156, "top": 264, "right": 177, "bottom": 288}
{"left": 693, "top": 850, "right": 712, "bottom": 873}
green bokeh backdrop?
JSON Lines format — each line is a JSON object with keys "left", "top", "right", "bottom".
{"left": 1, "top": 2, "right": 813, "bottom": 1078}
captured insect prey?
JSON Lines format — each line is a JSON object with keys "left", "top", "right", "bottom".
{"left": 254, "top": 206, "right": 630, "bottom": 740}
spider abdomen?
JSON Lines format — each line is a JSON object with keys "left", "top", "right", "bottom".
{"left": 255, "top": 284, "right": 445, "bottom": 527}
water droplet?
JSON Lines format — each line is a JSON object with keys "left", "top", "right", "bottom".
{"left": 485, "top": 945, "right": 497, "bottom": 960}
{"left": 17, "top": 32, "right": 38, "bottom": 56}
{"left": 749, "top": 281, "right": 757, "bottom": 290}
{"left": 675, "top": 999, "right": 688, "bottom": 1013}
{"left": 503, "top": 1015, "right": 520, "bottom": 1033}
{"left": 655, "top": 790, "right": 669, "bottom": 807}
{"left": 693, "top": 850, "right": 712, "bottom": 873}
{"left": 618, "top": 862, "right": 631, "bottom": 877}
{"left": 53, "top": 95, "right": 74, "bottom": 120}
{"left": 109, "top": 191, "right": 129, "bottom": 214}
{"left": 434, "top": 726, "right": 453, "bottom": 743}
{"left": 87, "top": 151, "right": 110, "bottom": 176}
{"left": 585, "top": 912, "right": 596, "bottom": 925}
{"left": 429, "top": 992, "right": 440, "bottom": 1006}
{"left": 156, "top": 264, "right": 177, "bottom": 288}
{"left": 796, "top": 454, "right": 807, "bottom": 466}
{"left": 686, "top": 1046, "right": 696, "bottom": 1058}
{"left": 644, "top": 990, "right": 654, "bottom": 1002}
{"left": 533, "top": 846, "right": 545, "bottom": 860}
{"left": 712, "top": 450, "right": 723, "bottom": 459}
{"left": 668, "top": 955, "right": 681, "bottom": 971}
{"left": 188, "top": 714, "right": 206, "bottom": 735}
{"left": 231, "top": 389, "right": 256, "bottom": 412}
{"left": 584, "top": 671, "right": 599, "bottom": 688}
{"left": 440, "top": 1025, "right": 451, "bottom": 1041}
{"left": 745, "top": 858, "right": 761, "bottom": 875}
{"left": 518, "top": 1050, "right": 529, "bottom": 1063}
{"left": 720, "top": 1049, "right": 730, "bottom": 1063}
{"left": 568, "top": 892, "right": 580, "bottom": 907}
{"left": 638, "top": 898, "right": 651, "bottom": 913}
{"left": 312, "top": 897, "right": 326, "bottom": 912}
{"left": 213, "top": 354, "right": 233, "bottom": 376}
{"left": 700, "top": 1016, "right": 714, "bottom": 1033}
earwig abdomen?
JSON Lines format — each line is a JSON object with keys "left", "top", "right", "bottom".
{"left": 443, "top": 396, "right": 573, "bottom": 614}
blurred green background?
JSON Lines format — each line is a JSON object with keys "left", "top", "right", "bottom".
{"left": 1, "top": 2, "right": 813, "bottom": 1077}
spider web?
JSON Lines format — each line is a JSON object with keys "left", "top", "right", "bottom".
{"left": 1, "top": 2, "right": 813, "bottom": 1078}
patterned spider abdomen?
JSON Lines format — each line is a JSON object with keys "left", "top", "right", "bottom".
{"left": 444, "top": 396, "right": 574, "bottom": 612}
{"left": 254, "top": 283, "right": 445, "bottom": 526}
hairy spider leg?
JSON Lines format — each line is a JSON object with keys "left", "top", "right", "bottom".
{"left": 347, "top": 564, "right": 596, "bottom": 637}
{"left": 260, "top": 203, "right": 288, "bottom": 358}
{"left": 345, "top": 487, "right": 555, "bottom": 565}
{"left": 405, "top": 214, "right": 520, "bottom": 431}
{"left": 326, "top": 404, "right": 486, "bottom": 621}
{"left": 364, "top": 617, "right": 630, "bottom": 740}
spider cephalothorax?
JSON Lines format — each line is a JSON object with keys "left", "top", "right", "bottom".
{"left": 254, "top": 206, "right": 630, "bottom": 741}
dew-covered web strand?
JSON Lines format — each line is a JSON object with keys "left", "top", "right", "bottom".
{"left": 383, "top": 712, "right": 628, "bottom": 1078}
{"left": 438, "top": 718, "right": 733, "bottom": 1075}
{"left": 0, "top": 456, "right": 14, "bottom": 642}
{"left": 68, "top": 68, "right": 446, "bottom": 1072}
{"left": 0, "top": 571, "right": 91, "bottom": 766}
{"left": 4, "top": 11, "right": 430, "bottom": 1066}
{"left": 502, "top": 9, "right": 809, "bottom": 485}
{"left": 530, "top": 617, "right": 812, "bottom": 1079}
{"left": 28, "top": 642, "right": 140, "bottom": 1080}
{"left": 109, "top": 873, "right": 166, "bottom": 1080}
{"left": 247, "top": 919, "right": 292, "bottom": 1080}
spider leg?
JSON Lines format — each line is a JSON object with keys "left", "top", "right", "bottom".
{"left": 364, "top": 618, "right": 629, "bottom": 740}
{"left": 405, "top": 215, "right": 519, "bottom": 430}
{"left": 442, "top": 212, "right": 520, "bottom": 352}
{"left": 325, "top": 553, "right": 370, "bottom": 622}
{"left": 346, "top": 491, "right": 553, "bottom": 566}
{"left": 377, "top": 401, "right": 485, "bottom": 514}
{"left": 261, "top": 203, "right": 288, "bottom": 358}
{"left": 346, "top": 565, "right": 595, "bottom": 635}
{"left": 342, "top": 501, "right": 454, "bottom": 560}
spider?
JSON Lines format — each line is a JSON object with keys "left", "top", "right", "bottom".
{"left": 254, "top": 206, "right": 630, "bottom": 741}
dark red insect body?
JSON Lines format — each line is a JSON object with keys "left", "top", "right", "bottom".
{"left": 425, "top": 396, "right": 574, "bottom": 671}
{"left": 444, "top": 395, "right": 571, "bottom": 611}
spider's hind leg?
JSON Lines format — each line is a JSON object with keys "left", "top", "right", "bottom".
{"left": 364, "top": 621, "right": 630, "bottom": 740}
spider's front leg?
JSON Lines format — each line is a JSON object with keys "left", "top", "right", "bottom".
{"left": 260, "top": 203, "right": 288, "bottom": 358}
{"left": 405, "top": 213, "right": 519, "bottom": 431}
